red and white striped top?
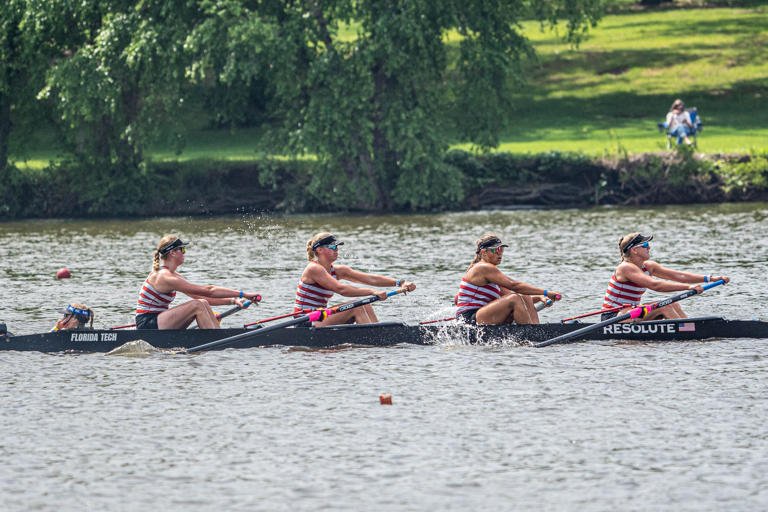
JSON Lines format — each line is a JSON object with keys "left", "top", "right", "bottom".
{"left": 602, "top": 265, "right": 651, "bottom": 309}
{"left": 456, "top": 278, "right": 502, "bottom": 314}
{"left": 294, "top": 264, "right": 339, "bottom": 312}
{"left": 136, "top": 279, "right": 176, "bottom": 314}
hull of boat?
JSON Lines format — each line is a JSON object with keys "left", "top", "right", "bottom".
{"left": 1, "top": 316, "right": 766, "bottom": 353}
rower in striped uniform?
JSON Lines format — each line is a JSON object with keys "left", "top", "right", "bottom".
{"left": 455, "top": 234, "right": 561, "bottom": 325}
{"left": 296, "top": 232, "right": 416, "bottom": 325}
{"left": 600, "top": 232, "right": 730, "bottom": 321}
{"left": 135, "top": 234, "right": 262, "bottom": 329}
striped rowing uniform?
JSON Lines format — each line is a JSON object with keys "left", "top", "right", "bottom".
{"left": 602, "top": 264, "right": 650, "bottom": 309}
{"left": 136, "top": 277, "right": 176, "bottom": 315}
{"left": 294, "top": 263, "right": 339, "bottom": 312}
{"left": 456, "top": 278, "right": 502, "bottom": 315}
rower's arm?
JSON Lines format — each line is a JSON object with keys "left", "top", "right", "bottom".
{"left": 308, "top": 265, "right": 381, "bottom": 298}
{"left": 482, "top": 266, "right": 562, "bottom": 299}
{"left": 159, "top": 274, "right": 246, "bottom": 304}
{"left": 336, "top": 265, "right": 413, "bottom": 290}
{"left": 649, "top": 261, "right": 729, "bottom": 285}
{"left": 619, "top": 262, "right": 693, "bottom": 292}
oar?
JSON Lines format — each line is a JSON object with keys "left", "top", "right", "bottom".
{"left": 420, "top": 298, "right": 553, "bottom": 324}
{"left": 111, "top": 323, "right": 136, "bottom": 330}
{"left": 183, "top": 288, "right": 407, "bottom": 353}
{"left": 535, "top": 280, "right": 726, "bottom": 348}
{"left": 560, "top": 304, "right": 632, "bottom": 324}
{"left": 244, "top": 310, "right": 308, "bottom": 329}
{"left": 189, "top": 300, "right": 253, "bottom": 329}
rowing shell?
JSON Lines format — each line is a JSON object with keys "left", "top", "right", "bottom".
{"left": 1, "top": 316, "right": 766, "bottom": 353}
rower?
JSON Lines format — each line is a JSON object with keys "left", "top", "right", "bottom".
{"left": 296, "top": 232, "right": 416, "bottom": 325}
{"left": 601, "top": 232, "right": 730, "bottom": 321}
{"left": 456, "top": 234, "right": 562, "bottom": 325}
{"left": 53, "top": 303, "right": 95, "bottom": 331}
{"left": 135, "top": 235, "right": 261, "bottom": 329}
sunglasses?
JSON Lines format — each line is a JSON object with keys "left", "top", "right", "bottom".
{"left": 321, "top": 244, "right": 339, "bottom": 250}
{"left": 488, "top": 247, "right": 504, "bottom": 254}
{"left": 174, "top": 247, "right": 186, "bottom": 254}
{"left": 638, "top": 242, "right": 650, "bottom": 249}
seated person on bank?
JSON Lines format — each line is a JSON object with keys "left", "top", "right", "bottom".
{"left": 663, "top": 99, "right": 694, "bottom": 146}
{"left": 53, "top": 303, "right": 95, "bottom": 331}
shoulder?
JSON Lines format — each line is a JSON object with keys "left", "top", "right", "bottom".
{"left": 643, "top": 260, "right": 660, "bottom": 272}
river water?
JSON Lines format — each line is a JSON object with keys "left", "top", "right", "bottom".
{"left": 1, "top": 203, "right": 767, "bottom": 510}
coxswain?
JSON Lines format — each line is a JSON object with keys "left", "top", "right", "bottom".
{"left": 296, "top": 232, "right": 416, "bottom": 325}
{"left": 601, "top": 232, "right": 730, "bottom": 321}
{"left": 135, "top": 235, "right": 261, "bottom": 329}
{"left": 456, "top": 234, "right": 562, "bottom": 325}
{"left": 52, "top": 303, "right": 94, "bottom": 331}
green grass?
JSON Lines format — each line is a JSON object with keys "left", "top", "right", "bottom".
{"left": 493, "top": 6, "right": 768, "bottom": 154}
{"left": 10, "top": 5, "right": 768, "bottom": 169}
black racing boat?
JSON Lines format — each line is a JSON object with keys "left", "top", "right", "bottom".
{"left": 1, "top": 316, "right": 767, "bottom": 353}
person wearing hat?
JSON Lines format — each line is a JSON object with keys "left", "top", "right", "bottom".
{"left": 135, "top": 234, "right": 261, "bottom": 329}
{"left": 455, "top": 234, "right": 562, "bottom": 325}
{"left": 52, "top": 303, "right": 95, "bottom": 331}
{"left": 295, "top": 232, "right": 416, "bottom": 325}
{"left": 601, "top": 232, "right": 730, "bottom": 321}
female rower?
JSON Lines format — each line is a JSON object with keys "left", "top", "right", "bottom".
{"left": 296, "top": 232, "right": 416, "bottom": 326}
{"left": 456, "top": 234, "right": 562, "bottom": 325}
{"left": 601, "top": 232, "right": 730, "bottom": 321}
{"left": 135, "top": 235, "right": 261, "bottom": 329}
{"left": 53, "top": 303, "right": 95, "bottom": 331}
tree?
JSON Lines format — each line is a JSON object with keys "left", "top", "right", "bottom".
{"left": 188, "top": 0, "right": 604, "bottom": 211}
{"left": 36, "top": 0, "right": 197, "bottom": 212}
{"left": 0, "top": 0, "right": 50, "bottom": 171}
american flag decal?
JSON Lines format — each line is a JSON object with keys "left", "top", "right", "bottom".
{"left": 678, "top": 322, "right": 696, "bottom": 332}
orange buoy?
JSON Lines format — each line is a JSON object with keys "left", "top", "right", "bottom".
{"left": 56, "top": 268, "right": 71, "bottom": 279}
{"left": 379, "top": 393, "right": 392, "bottom": 405}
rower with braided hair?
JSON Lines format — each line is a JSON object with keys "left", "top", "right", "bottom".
{"left": 135, "top": 234, "right": 262, "bottom": 329}
{"left": 455, "top": 234, "right": 562, "bottom": 325}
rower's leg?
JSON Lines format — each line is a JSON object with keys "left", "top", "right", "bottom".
{"left": 643, "top": 303, "right": 686, "bottom": 321}
{"left": 313, "top": 309, "right": 357, "bottom": 326}
{"left": 354, "top": 304, "right": 378, "bottom": 324}
{"left": 158, "top": 299, "right": 219, "bottom": 329}
{"left": 518, "top": 295, "right": 540, "bottom": 324}
{"left": 477, "top": 294, "right": 536, "bottom": 325}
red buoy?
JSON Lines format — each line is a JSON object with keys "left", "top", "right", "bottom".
{"left": 56, "top": 268, "right": 71, "bottom": 279}
{"left": 379, "top": 393, "right": 392, "bottom": 405}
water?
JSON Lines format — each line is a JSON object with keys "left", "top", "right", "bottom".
{"left": 1, "top": 204, "right": 767, "bottom": 510}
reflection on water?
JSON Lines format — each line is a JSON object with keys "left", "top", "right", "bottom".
{"left": 1, "top": 203, "right": 767, "bottom": 510}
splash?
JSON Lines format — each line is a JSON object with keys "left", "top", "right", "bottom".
{"left": 105, "top": 339, "right": 159, "bottom": 357}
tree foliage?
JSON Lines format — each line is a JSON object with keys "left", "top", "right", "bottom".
{"left": 4, "top": 0, "right": 604, "bottom": 213}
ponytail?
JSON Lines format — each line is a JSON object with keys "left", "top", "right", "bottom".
{"left": 153, "top": 250, "right": 161, "bottom": 271}
{"left": 306, "top": 238, "right": 316, "bottom": 262}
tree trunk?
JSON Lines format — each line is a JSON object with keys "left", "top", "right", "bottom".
{"left": 0, "top": 94, "right": 10, "bottom": 171}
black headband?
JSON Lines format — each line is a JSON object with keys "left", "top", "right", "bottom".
{"left": 312, "top": 235, "right": 343, "bottom": 250}
{"left": 159, "top": 238, "right": 188, "bottom": 255}
{"left": 476, "top": 237, "right": 508, "bottom": 253}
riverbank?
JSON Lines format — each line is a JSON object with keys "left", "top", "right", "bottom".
{"left": 1, "top": 149, "right": 766, "bottom": 219}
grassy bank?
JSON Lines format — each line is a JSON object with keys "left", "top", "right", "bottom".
{"left": 9, "top": 5, "right": 768, "bottom": 170}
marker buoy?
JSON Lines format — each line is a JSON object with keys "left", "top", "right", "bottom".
{"left": 56, "top": 268, "right": 71, "bottom": 279}
{"left": 379, "top": 393, "right": 392, "bottom": 405}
